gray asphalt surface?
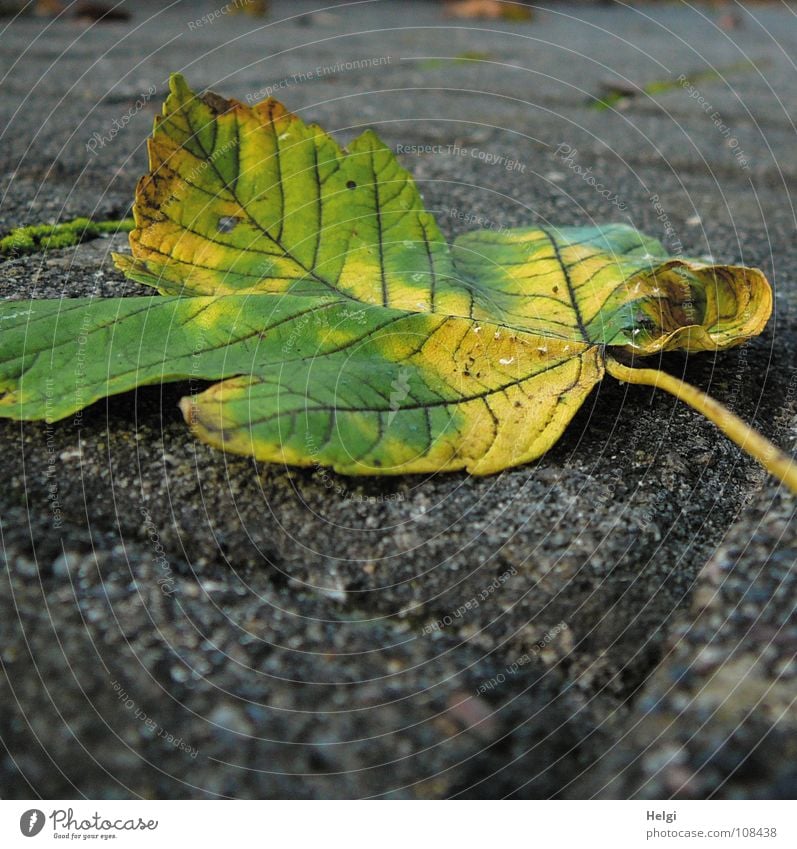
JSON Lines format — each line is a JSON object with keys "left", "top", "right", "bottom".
{"left": 0, "top": 0, "right": 795, "bottom": 798}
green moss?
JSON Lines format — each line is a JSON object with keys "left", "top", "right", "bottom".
{"left": 591, "top": 59, "right": 761, "bottom": 111}
{"left": 1, "top": 231, "right": 36, "bottom": 253}
{"left": 0, "top": 217, "right": 135, "bottom": 258}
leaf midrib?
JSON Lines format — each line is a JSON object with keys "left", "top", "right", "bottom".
{"left": 538, "top": 226, "right": 589, "bottom": 342}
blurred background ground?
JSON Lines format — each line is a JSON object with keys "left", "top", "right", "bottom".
{"left": 0, "top": 0, "right": 795, "bottom": 798}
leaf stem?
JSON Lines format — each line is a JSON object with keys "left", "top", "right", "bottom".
{"left": 605, "top": 353, "right": 797, "bottom": 495}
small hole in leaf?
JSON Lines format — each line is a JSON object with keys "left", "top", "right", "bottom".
{"left": 217, "top": 216, "right": 240, "bottom": 233}
{"left": 346, "top": 180, "right": 357, "bottom": 190}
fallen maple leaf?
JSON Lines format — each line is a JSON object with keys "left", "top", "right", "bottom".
{"left": 0, "top": 74, "right": 793, "bottom": 490}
